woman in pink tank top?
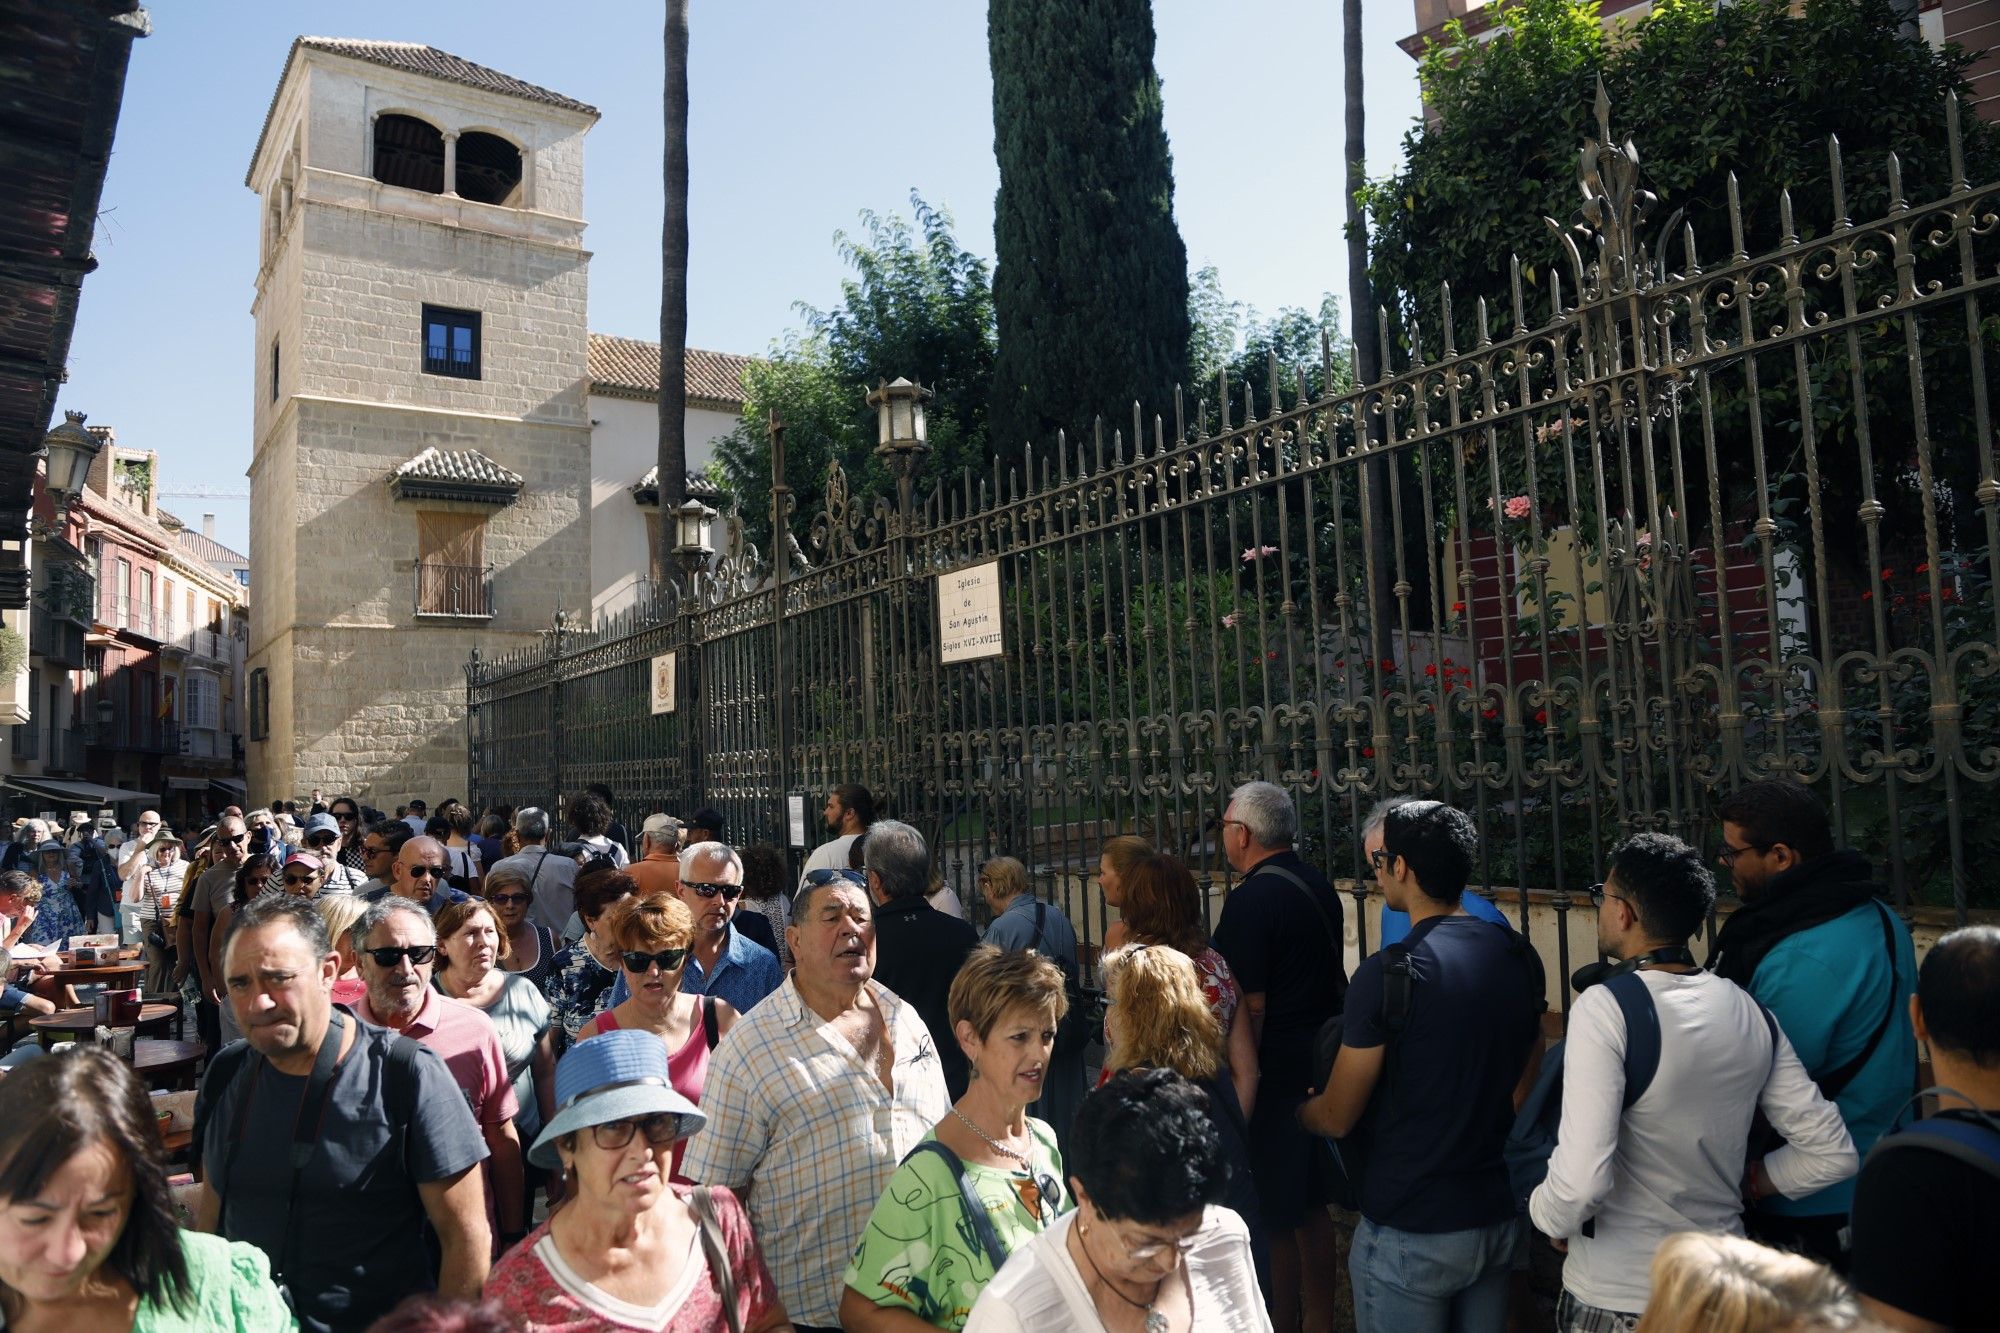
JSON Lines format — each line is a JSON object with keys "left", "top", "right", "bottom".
{"left": 574, "top": 889, "right": 739, "bottom": 1181}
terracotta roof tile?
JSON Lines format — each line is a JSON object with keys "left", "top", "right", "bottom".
{"left": 588, "top": 333, "right": 751, "bottom": 409}
{"left": 631, "top": 465, "right": 724, "bottom": 501}
{"left": 392, "top": 446, "right": 522, "bottom": 492}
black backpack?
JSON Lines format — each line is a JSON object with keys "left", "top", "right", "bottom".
{"left": 1861, "top": 1092, "right": 2000, "bottom": 1184}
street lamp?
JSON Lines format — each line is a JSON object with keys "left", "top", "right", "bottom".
{"left": 673, "top": 496, "right": 716, "bottom": 584}
{"left": 867, "top": 377, "right": 932, "bottom": 513}
{"left": 39, "top": 410, "right": 102, "bottom": 531}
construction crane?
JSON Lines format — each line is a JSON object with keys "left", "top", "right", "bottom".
{"left": 157, "top": 487, "right": 250, "bottom": 499}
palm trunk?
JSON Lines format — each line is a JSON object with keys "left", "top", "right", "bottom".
{"left": 658, "top": 0, "right": 691, "bottom": 580}
{"left": 1345, "top": 0, "right": 1394, "bottom": 667}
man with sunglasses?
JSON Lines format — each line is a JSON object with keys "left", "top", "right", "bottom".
{"left": 181, "top": 814, "right": 250, "bottom": 1048}
{"left": 364, "top": 836, "right": 471, "bottom": 917}
{"left": 354, "top": 897, "right": 525, "bottom": 1256}
{"left": 1708, "top": 779, "right": 1917, "bottom": 1269}
{"left": 298, "top": 812, "right": 364, "bottom": 894}
{"left": 673, "top": 841, "right": 781, "bottom": 1013}
{"left": 192, "top": 893, "right": 491, "bottom": 1332}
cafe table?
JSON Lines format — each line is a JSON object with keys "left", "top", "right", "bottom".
{"left": 29, "top": 1002, "right": 180, "bottom": 1048}
{"left": 132, "top": 1038, "right": 205, "bottom": 1091}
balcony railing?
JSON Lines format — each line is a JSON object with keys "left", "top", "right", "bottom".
{"left": 414, "top": 563, "right": 493, "bottom": 619}
{"left": 28, "top": 605, "right": 85, "bottom": 669}
{"left": 83, "top": 715, "right": 175, "bottom": 754}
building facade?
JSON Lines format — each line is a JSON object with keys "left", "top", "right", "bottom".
{"left": 245, "top": 40, "right": 748, "bottom": 807}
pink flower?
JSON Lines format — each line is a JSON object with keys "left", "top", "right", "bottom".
{"left": 1221, "top": 612, "right": 1240, "bottom": 629}
{"left": 1240, "top": 544, "right": 1279, "bottom": 563}
{"left": 1503, "top": 495, "right": 1532, "bottom": 521}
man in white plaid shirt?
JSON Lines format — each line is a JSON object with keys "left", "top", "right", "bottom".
{"left": 684, "top": 872, "right": 950, "bottom": 1331}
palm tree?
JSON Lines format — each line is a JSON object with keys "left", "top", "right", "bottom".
{"left": 1345, "top": 0, "right": 1394, "bottom": 668}
{"left": 658, "top": 0, "right": 691, "bottom": 580}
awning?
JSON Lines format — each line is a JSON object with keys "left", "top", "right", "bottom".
{"left": 209, "top": 778, "right": 247, "bottom": 799}
{"left": 3, "top": 776, "right": 159, "bottom": 805}
{"left": 165, "top": 776, "right": 207, "bottom": 791}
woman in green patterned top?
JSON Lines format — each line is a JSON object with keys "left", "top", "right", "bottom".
{"left": 842, "top": 944, "right": 1073, "bottom": 1331}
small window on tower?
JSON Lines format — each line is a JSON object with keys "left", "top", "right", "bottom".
{"left": 271, "top": 339, "right": 281, "bottom": 403}
{"left": 421, "top": 305, "right": 481, "bottom": 380}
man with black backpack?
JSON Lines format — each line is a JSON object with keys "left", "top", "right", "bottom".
{"left": 1298, "top": 799, "right": 1541, "bottom": 1333}
{"left": 1526, "top": 833, "right": 1856, "bottom": 1331}
{"left": 1709, "top": 780, "right": 1918, "bottom": 1267}
{"left": 1850, "top": 924, "right": 2000, "bottom": 1332}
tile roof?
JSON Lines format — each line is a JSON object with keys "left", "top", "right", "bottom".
{"left": 631, "top": 465, "right": 725, "bottom": 502}
{"left": 173, "top": 527, "right": 248, "bottom": 570}
{"left": 248, "top": 37, "right": 597, "bottom": 186}
{"left": 588, "top": 334, "right": 752, "bottom": 409}
{"left": 390, "top": 446, "right": 523, "bottom": 501}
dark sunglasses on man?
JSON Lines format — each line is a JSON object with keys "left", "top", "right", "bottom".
{"left": 684, "top": 880, "right": 744, "bottom": 902}
{"left": 621, "top": 947, "right": 690, "bottom": 973}
{"left": 364, "top": 944, "right": 437, "bottom": 968}
{"left": 403, "top": 863, "right": 444, "bottom": 879}
{"left": 305, "top": 833, "right": 337, "bottom": 850}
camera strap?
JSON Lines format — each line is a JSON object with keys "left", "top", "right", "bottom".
{"left": 217, "top": 1009, "right": 348, "bottom": 1284}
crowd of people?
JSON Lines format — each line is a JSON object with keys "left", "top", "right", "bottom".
{"left": 0, "top": 776, "right": 1992, "bottom": 1333}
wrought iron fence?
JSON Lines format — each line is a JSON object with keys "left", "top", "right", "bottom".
{"left": 470, "top": 93, "right": 1997, "bottom": 1008}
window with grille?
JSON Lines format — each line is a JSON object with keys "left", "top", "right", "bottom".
{"left": 416, "top": 511, "right": 490, "bottom": 616}
{"left": 421, "top": 305, "right": 481, "bottom": 379}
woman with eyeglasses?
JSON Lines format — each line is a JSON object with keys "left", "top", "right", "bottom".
{"left": 485, "top": 864, "right": 560, "bottom": 991}
{"left": 209, "top": 854, "right": 280, "bottom": 1046}
{"left": 487, "top": 1028, "right": 792, "bottom": 1332}
{"left": 963, "top": 1068, "right": 1268, "bottom": 1333}
{"left": 842, "top": 945, "right": 1072, "bottom": 1332}
{"left": 573, "top": 892, "right": 735, "bottom": 1184}
{"left": 433, "top": 896, "right": 558, "bottom": 1162}
{"left": 0, "top": 1046, "right": 291, "bottom": 1333}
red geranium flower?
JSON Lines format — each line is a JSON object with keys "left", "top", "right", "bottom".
{"left": 1482, "top": 707, "right": 1498, "bottom": 720}
{"left": 1535, "top": 709, "right": 1548, "bottom": 724}
{"left": 1379, "top": 658, "right": 1395, "bottom": 671}
{"left": 1424, "top": 663, "right": 1439, "bottom": 677}
{"left": 1451, "top": 601, "right": 1466, "bottom": 615}
{"left": 1881, "top": 568, "right": 1895, "bottom": 581}
{"left": 1915, "top": 561, "right": 1930, "bottom": 575}
{"left": 1361, "top": 746, "right": 1376, "bottom": 758}
{"left": 1862, "top": 590, "right": 1874, "bottom": 601}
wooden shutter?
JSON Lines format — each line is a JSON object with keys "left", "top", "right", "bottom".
{"left": 416, "top": 512, "right": 486, "bottom": 614}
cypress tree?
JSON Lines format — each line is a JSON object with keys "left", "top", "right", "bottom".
{"left": 988, "top": 0, "right": 1190, "bottom": 453}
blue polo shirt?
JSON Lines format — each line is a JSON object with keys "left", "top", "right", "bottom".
{"left": 608, "top": 922, "right": 783, "bottom": 1015}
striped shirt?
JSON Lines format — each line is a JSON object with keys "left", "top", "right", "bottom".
{"left": 682, "top": 975, "right": 950, "bottom": 1328}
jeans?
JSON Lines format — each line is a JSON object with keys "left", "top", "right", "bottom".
{"left": 1349, "top": 1214, "right": 1521, "bottom": 1333}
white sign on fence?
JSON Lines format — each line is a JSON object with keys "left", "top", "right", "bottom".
{"left": 649, "top": 651, "right": 677, "bottom": 715}
{"left": 938, "top": 560, "right": 1005, "bottom": 664}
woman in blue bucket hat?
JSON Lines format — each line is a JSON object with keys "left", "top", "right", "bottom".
{"left": 486, "top": 1029, "right": 793, "bottom": 1332}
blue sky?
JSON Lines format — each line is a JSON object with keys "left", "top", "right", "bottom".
{"left": 56, "top": 2, "right": 1425, "bottom": 555}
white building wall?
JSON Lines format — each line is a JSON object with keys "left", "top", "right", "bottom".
{"left": 588, "top": 392, "right": 739, "bottom": 620}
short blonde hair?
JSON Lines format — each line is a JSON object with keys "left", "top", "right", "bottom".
{"left": 978, "top": 856, "right": 1029, "bottom": 902}
{"left": 947, "top": 944, "right": 1067, "bottom": 1041}
{"left": 314, "top": 895, "right": 369, "bottom": 959}
{"left": 1635, "top": 1232, "right": 1864, "bottom": 1333}
{"left": 1101, "top": 943, "right": 1221, "bottom": 1083}
{"left": 607, "top": 891, "right": 694, "bottom": 953}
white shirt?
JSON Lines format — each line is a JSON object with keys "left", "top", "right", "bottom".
{"left": 1527, "top": 968, "right": 1857, "bottom": 1314}
{"left": 927, "top": 882, "right": 965, "bottom": 919}
{"left": 797, "top": 834, "right": 860, "bottom": 889}
{"left": 965, "top": 1208, "right": 1271, "bottom": 1332}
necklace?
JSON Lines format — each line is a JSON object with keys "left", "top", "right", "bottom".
{"left": 950, "top": 1105, "right": 1034, "bottom": 1172}
{"left": 1074, "top": 1222, "right": 1174, "bottom": 1333}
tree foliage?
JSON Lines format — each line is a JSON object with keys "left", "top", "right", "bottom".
{"left": 988, "top": 0, "right": 1191, "bottom": 452}
{"left": 712, "top": 195, "right": 997, "bottom": 550}
{"left": 1186, "top": 266, "right": 1356, "bottom": 416}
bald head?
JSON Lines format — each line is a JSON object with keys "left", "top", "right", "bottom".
{"left": 392, "top": 835, "right": 448, "bottom": 901}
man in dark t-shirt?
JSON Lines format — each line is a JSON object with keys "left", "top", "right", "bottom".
{"left": 1301, "top": 799, "right": 1542, "bottom": 1333}
{"left": 864, "top": 819, "right": 978, "bottom": 1098}
{"left": 192, "top": 894, "right": 490, "bottom": 1333}
{"left": 1850, "top": 924, "right": 2000, "bottom": 1331}
{"left": 1211, "top": 780, "right": 1348, "bottom": 1333}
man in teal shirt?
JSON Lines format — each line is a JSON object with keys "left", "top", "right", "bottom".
{"left": 1708, "top": 780, "right": 1917, "bottom": 1269}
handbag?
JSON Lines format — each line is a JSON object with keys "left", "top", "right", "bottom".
{"left": 689, "top": 1186, "right": 745, "bottom": 1333}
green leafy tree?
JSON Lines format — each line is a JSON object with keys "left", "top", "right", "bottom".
{"left": 989, "top": 0, "right": 1191, "bottom": 452}
{"left": 713, "top": 196, "right": 997, "bottom": 549}
{"left": 1186, "top": 267, "right": 1354, "bottom": 412}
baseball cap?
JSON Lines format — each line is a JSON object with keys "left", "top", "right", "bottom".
{"left": 641, "top": 813, "right": 681, "bottom": 839}
{"left": 688, "top": 807, "right": 725, "bottom": 836}
{"left": 301, "top": 812, "right": 340, "bottom": 841}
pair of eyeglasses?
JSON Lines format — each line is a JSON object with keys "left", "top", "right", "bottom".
{"left": 1368, "top": 848, "right": 1395, "bottom": 870}
{"left": 404, "top": 864, "right": 443, "bottom": 880}
{"left": 588, "top": 1113, "right": 681, "bottom": 1151}
{"left": 305, "top": 836, "right": 336, "bottom": 849}
{"left": 281, "top": 872, "right": 316, "bottom": 888}
{"left": 224, "top": 833, "right": 249, "bottom": 845}
{"left": 621, "top": 947, "right": 690, "bottom": 973}
{"left": 685, "top": 880, "right": 743, "bottom": 902}
{"left": 1716, "top": 841, "right": 1765, "bottom": 866}
{"left": 1020, "top": 1171, "right": 1063, "bottom": 1223}
{"left": 1117, "top": 1225, "right": 1204, "bottom": 1262}
{"left": 802, "top": 868, "right": 865, "bottom": 888}
{"left": 332, "top": 811, "right": 358, "bottom": 822}
{"left": 488, "top": 892, "right": 531, "bottom": 906}
{"left": 365, "top": 944, "right": 437, "bottom": 967}
{"left": 1586, "top": 882, "right": 1608, "bottom": 905}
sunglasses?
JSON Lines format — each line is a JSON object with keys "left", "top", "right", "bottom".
{"left": 223, "top": 833, "right": 249, "bottom": 845}
{"left": 621, "top": 947, "right": 690, "bottom": 973}
{"left": 364, "top": 944, "right": 437, "bottom": 967}
{"left": 281, "top": 872, "right": 317, "bottom": 887}
{"left": 803, "top": 868, "right": 866, "bottom": 888}
{"left": 403, "top": 864, "right": 443, "bottom": 879}
{"left": 488, "top": 892, "right": 531, "bottom": 906}
{"left": 588, "top": 1113, "right": 681, "bottom": 1152}
{"left": 332, "top": 810, "right": 358, "bottom": 821}
{"left": 685, "top": 880, "right": 744, "bottom": 902}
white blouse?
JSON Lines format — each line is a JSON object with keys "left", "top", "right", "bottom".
{"left": 965, "top": 1206, "right": 1272, "bottom": 1333}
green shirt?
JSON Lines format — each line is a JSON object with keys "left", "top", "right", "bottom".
{"left": 135, "top": 1231, "right": 294, "bottom": 1333}
{"left": 843, "top": 1119, "right": 1067, "bottom": 1331}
